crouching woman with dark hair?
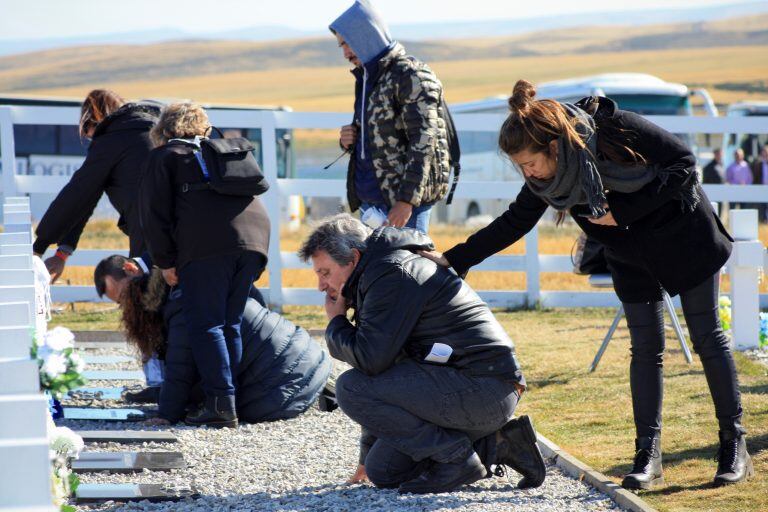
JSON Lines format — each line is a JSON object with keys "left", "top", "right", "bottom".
{"left": 121, "top": 270, "right": 333, "bottom": 424}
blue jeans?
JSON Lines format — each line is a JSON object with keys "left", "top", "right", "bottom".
{"left": 178, "top": 252, "right": 266, "bottom": 398}
{"left": 359, "top": 202, "right": 433, "bottom": 234}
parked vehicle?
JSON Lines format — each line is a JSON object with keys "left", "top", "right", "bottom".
{"left": 436, "top": 73, "right": 717, "bottom": 223}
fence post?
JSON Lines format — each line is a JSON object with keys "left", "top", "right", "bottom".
{"left": 728, "top": 209, "right": 764, "bottom": 350}
{"left": 525, "top": 225, "right": 540, "bottom": 308}
{"left": 260, "top": 112, "right": 283, "bottom": 311}
{"left": 0, "top": 106, "right": 19, "bottom": 201}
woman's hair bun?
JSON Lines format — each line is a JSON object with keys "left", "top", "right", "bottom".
{"left": 508, "top": 80, "right": 536, "bottom": 114}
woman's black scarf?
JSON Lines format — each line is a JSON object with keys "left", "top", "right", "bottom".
{"left": 524, "top": 102, "right": 699, "bottom": 217}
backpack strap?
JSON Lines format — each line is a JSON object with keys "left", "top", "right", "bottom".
{"left": 181, "top": 149, "right": 212, "bottom": 193}
{"left": 441, "top": 97, "right": 461, "bottom": 205}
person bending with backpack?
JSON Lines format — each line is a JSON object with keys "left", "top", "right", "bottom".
{"left": 140, "top": 102, "right": 270, "bottom": 428}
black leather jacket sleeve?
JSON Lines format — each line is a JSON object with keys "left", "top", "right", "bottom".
{"left": 325, "top": 266, "right": 427, "bottom": 376}
{"left": 604, "top": 110, "right": 697, "bottom": 227}
{"left": 443, "top": 183, "right": 548, "bottom": 277}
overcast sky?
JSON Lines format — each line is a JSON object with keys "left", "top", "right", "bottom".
{"left": 0, "top": 0, "right": 750, "bottom": 40}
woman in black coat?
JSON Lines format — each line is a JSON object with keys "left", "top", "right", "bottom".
{"left": 121, "top": 270, "right": 333, "bottom": 425}
{"left": 422, "top": 80, "right": 752, "bottom": 489}
{"left": 33, "top": 89, "right": 160, "bottom": 280}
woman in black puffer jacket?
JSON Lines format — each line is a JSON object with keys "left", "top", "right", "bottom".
{"left": 121, "top": 270, "right": 332, "bottom": 424}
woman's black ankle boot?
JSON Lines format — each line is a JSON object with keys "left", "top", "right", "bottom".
{"left": 185, "top": 395, "right": 238, "bottom": 428}
{"left": 622, "top": 436, "right": 663, "bottom": 490}
{"left": 714, "top": 430, "right": 753, "bottom": 486}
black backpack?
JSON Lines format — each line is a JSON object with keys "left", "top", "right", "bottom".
{"left": 183, "top": 130, "right": 269, "bottom": 197}
{"left": 440, "top": 98, "right": 461, "bottom": 205}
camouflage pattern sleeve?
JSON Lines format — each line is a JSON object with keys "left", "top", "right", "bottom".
{"left": 394, "top": 63, "right": 443, "bottom": 206}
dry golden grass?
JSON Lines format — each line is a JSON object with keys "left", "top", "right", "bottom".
{"left": 48, "top": 303, "right": 768, "bottom": 512}
{"left": 16, "top": 45, "right": 768, "bottom": 111}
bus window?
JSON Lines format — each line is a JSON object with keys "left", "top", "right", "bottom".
{"left": 608, "top": 94, "right": 689, "bottom": 115}
{"left": 58, "top": 126, "right": 88, "bottom": 156}
{"left": 14, "top": 125, "right": 56, "bottom": 155}
{"left": 215, "top": 127, "right": 292, "bottom": 179}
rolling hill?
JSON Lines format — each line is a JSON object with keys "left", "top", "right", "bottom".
{"left": 1, "top": 14, "right": 766, "bottom": 109}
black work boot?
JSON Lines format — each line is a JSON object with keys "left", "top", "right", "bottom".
{"left": 622, "top": 436, "right": 663, "bottom": 490}
{"left": 714, "top": 430, "right": 754, "bottom": 487}
{"left": 124, "top": 386, "right": 161, "bottom": 404}
{"left": 185, "top": 395, "right": 238, "bottom": 428}
{"left": 398, "top": 451, "right": 486, "bottom": 494}
{"left": 491, "top": 415, "right": 546, "bottom": 489}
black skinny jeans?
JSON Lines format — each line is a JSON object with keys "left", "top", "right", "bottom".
{"left": 624, "top": 272, "right": 744, "bottom": 439}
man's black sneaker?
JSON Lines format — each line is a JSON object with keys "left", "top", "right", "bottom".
{"left": 492, "top": 415, "right": 546, "bottom": 489}
{"left": 398, "top": 451, "right": 486, "bottom": 494}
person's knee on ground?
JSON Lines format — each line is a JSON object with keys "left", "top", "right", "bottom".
{"left": 364, "top": 441, "right": 428, "bottom": 489}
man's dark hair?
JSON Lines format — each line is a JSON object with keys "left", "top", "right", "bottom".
{"left": 94, "top": 254, "right": 129, "bottom": 297}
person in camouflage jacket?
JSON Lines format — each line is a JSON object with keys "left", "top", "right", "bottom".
{"left": 330, "top": 0, "right": 451, "bottom": 233}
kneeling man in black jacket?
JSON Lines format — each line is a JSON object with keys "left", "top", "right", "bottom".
{"left": 299, "top": 214, "right": 546, "bottom": 494}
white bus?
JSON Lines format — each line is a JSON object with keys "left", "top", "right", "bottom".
{"left": 438, "top": 73, "right": 717, "bottom": 222}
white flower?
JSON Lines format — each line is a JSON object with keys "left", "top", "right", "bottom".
{"left": 41, "top": 353, "right": 67, "bottom": 379}
{"left": 70, "top": 352, "right": 86, "bottom": 374}
{"left": 50, "top": 426, "right": 84, "bottom": 459}
{"left": 36, "top": 344, "right": 53, "bottom": 362}
{"left": 43, "top": 326, "right": 75, "bottom": 351}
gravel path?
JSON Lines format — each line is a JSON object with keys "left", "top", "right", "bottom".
{"left": 60, "top": 342, "right": 622, "bottom": 512}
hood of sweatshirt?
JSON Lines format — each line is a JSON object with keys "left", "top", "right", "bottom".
{"left": 329, "top": 0, "right": 395, "bottom": 65}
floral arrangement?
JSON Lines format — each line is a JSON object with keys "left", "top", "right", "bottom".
{"left": 47, "top": 415, "right": 83, "bottom": 511}
{"left": 32, "top": 326, "right": 87, "bottom": 400}
{"left": 760, "top": 312, "right": 768, "bottom": 349}
{"left": 718, "top": 296, "right": 732, "bottom": 331}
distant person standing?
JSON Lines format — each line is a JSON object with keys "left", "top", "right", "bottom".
{"left": 330, "top": 0, "right": 454, "bottom": 233}
{"left": 750, "top": 145, "right": 768, "bottom": 221}
{"left": 726, "top": 148, "right": 752, "bottom": 209}
{"left": 33, "top": 90, "right": 160, "bottom": 281}
{"left": 702, "top": 148, "right": 724, "bottom": 185}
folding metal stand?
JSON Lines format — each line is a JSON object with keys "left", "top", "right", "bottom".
{"left": 588, "top": 274, "right": 693, "bottom": 372}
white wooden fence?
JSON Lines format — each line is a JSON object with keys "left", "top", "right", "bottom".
{"left": 1, "top": 106, "right": 767, "bottom": 312}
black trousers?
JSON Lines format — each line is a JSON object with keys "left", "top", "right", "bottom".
{"left": 335, "top": 360, "right": 520, "bottom": 488}
{"left": 624, "top": 272, "right": 744, "bottom": 439}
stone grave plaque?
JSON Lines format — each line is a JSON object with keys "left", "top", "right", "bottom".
{"left": 75, "top": 483, "right": 198, "bottom": 503}
{"left": 75, "top": 430, "right": 178, "bottom": 444}
{"left": 83, "top": 370, "right": 145, "bottom": 381}
{"left": 63, "top": 408, "right": 149, "bottom": 421}
{"left": 83, "top": 355, "right": 134, "bottom": 365}
{"left": 72, "top": 451, "right": 185, "bottom": 473}
{"left": 67, "top": 387, "right": 126, "bottom": 401}
{"left": 78, "top": 341, "right": 128, "bottom": 350}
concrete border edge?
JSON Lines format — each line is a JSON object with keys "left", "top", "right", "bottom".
{"left": 537, "top": 433, "right": 658, "bottom": 512}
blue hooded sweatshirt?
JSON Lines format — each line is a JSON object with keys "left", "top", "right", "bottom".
{"left": 330, "top": 1, "right": 396, "bottom": 204}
